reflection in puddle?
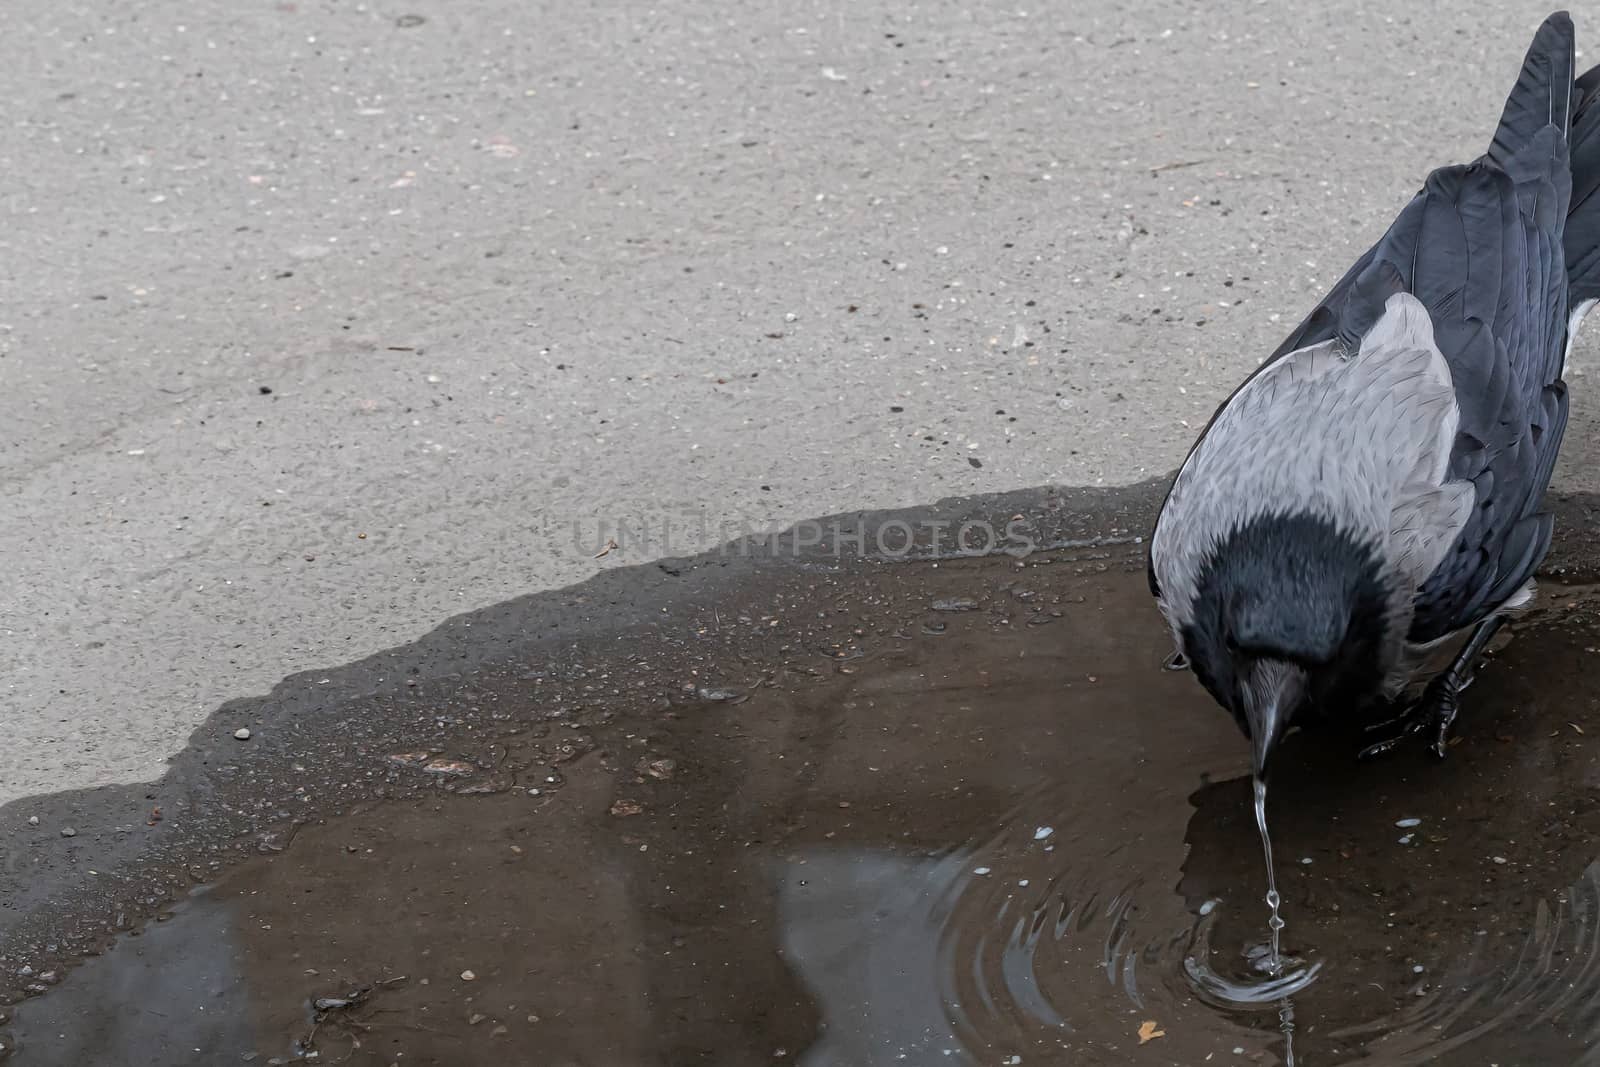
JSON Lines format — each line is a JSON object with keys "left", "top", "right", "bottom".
{"left": 776, "top": 851, "right": 971, "bottom": 1065}
{"left": 11, "top": 557, "right": 1600, "bottom": 1064}
{"left": 4, "top": 889, "right": 256, "bottom": 1064}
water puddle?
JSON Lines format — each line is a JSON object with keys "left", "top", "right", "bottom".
{"left": 8, "top": 547, "right": 1600, "bottom": 1064}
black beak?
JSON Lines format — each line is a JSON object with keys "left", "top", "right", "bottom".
{"left": 1239, "top": 659, "right": 1307, "bottom": 778}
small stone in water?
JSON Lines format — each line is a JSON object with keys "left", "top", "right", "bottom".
{"left": 422, "top": 758, "right": 475, "bottom": 776}
{"left": 234, "top": 728, "right": 252, "bottom": 740}
{"left": 931, "top": 597, "right": 979, "bottom": 612}
{"left": 1492, "top": 855, "right": 1508, "bottom": 864}
{"left": 973, "top": 866, "right": 992, "bottom": 876}
{"left": 1033, "top": 826, "right": 1054, "bottom": 840}
{"left": 60, "top": 828, "right": 76, "bottom": 838}
{"left": 1198, "top": 900, "right": 1217, "bottom": 916}
{"left": 460, "top": 970, "right": 476, "bottom": 981}
{"left": 1395, "top": 817, "right": 1422, "bottom": 828}
{"left": 641, "top": 758, "right": 677, "bottom": 780}
{"left": 27, "top": 816, "right": 38, "bottom": 826}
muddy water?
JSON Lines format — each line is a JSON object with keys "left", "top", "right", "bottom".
{"left": 8, "top": 543, "right": 1600, "bottom": 1064}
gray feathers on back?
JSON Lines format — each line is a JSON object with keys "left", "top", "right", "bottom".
{"left": 1150, "top": 293, "right": 1473, "bottom": 644}
{"left": 1150, "top": 13, "right": 1585, "bottom": 667}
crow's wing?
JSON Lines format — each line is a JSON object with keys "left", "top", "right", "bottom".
{"left": 1406, "top": 14, "right": 1573, "bottom": 641}
{"left": 1148, "top": 14, "right": 1574, "bottom": 635}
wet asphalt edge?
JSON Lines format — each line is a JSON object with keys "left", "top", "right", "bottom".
{"left": 2, "top": 476, "right": 1599, "bottom": 1002}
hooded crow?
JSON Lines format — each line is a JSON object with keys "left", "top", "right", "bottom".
{"left": 1148, "top": 12, "right": 1600, "bottom": 770}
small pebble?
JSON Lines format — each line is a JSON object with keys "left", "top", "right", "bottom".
{"left": 1492, "top": 856, "right": 1508, "bottom": 865}
{"left": 1033, "top": 826, "right": 1054, "bottom": 841}
{"left": 973, "top": 866, "right": 992, "bottom": 876}
{"left": 27, "top": 816, "right": 38, "bottom": 826}
{"left": 60, "top": 827, "right": 76, "bottom": 838}
{"left": 234, "top": 728, "right": 252, "bottom": 741}
{"left": 1395, "top": 817, "right": 1422, "bottom": 828}
{"left": 460, "top": 970, "right": 476, "bottom": 981}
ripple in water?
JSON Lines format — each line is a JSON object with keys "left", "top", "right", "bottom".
{"left": 869, "top": 778, "right": 1600, "bottom": 1065}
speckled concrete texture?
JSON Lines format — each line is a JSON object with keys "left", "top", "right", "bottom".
{"left": 3, "top": 1, "right": 1597, "bottom": 803}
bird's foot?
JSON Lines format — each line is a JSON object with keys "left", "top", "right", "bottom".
{"left": 1357, "top": 675, "right": 1463, "bottom": 762}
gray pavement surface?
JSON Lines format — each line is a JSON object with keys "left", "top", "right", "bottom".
{"left": 4, "top": 0, "right": 1599, "bottom": 805}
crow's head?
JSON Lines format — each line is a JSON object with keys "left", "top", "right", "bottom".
{"left": 1177, "top": 512, "right": 1395, "bottom": 774}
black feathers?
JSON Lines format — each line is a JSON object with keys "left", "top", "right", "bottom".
{"left": 1488, "top": 12, "right": 1575, "bottom": 173}
{"left": 1566, "top": 55, "right": 1600, "bottom": 303}
{"left": 1183, "top": 513, "right": 1391, "bottom": 729}
{"left": 1151, "top": 13, "right": 1579, "bottom": 645}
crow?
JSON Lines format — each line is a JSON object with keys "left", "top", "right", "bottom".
{"left": 1147, "top": 12, "right": 1600, "bottom": 773}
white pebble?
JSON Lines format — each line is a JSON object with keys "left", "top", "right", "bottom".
{"left": 1492, "top": 856, "right": 1508, "bottom": 865}
{"left": 1300, "top": 857, "right": 1313, "bottom": 865}
{"left": 27, "top": 816, "right": 38, "bottom": 826}
{"left": 1399, "top": 835, "right": 1413, "bottom": 845}
{"left": 1199, "top": 900, "right": 1217, "bottom": 916}
{"left": 1395, "top": 817, "right": 1422, "bottom": 828}
{"left": 234, "top": 728, "right": 252, "bottom": 741}
{"left": 460, "top": 970, "right": 476, "bottom": 981}
{"left": 1033, "top": 826, "right": 1054, "bottom": 841}
{"left": 973, "top": 867, "right": 992, "bottom": 876}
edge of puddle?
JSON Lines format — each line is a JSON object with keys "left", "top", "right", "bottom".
{"left": 3, "top": 476, "right": 1600, "bottom": 1011}
{"left": 0, "top": 478, "right": 1163, "bottom": 1003}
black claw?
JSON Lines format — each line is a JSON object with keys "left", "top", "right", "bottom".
{"left": 1427, "top": 687, "right": 1461, "bottom": 760}
{"left": 1358, "top": 716, "right": 1424, "bottom": 761}
{"left": 1358, "top": 677, "right": 1463, "bottom": 761}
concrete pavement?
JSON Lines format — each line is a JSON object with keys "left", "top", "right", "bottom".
{"left": 4, "top": 0, "right": 1597, "bottom": 805}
